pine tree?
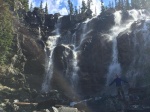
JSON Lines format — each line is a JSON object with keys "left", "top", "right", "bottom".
{"left": 81, "top": 0, "right": 87, "bottom": 13}
{"left": 121, "top": 0, "right": 124, "bottom": 10}
{"left": 0, "top": 3, "right": 13, "bottom": 64}
{"left": 45, "top": 2, "right": 48, "bottom": 14}
{"left": 79, "top": 6, "right": 81, "bottom": 14}
{"left": 40, "top": 0, "right": 43, "bottom": 9}
{"left": 87, "top": 0, "right": 92, "bottom": 9}
{"left": 68, "top": 0, "right": 74, "bottom": 15}
{"left": 118, "top": 0, "right": 121, "bottom": 9}
{"left": 108, "top": 1, "right": 112, "bottom": 8}
{"left": 115, "top": 0, "right": 117, "bottom": 8}
{"left": 126, "top": 0, "right": 130, "bottom": 10}
{"left": 74, "top": 6, "right": 78, "bottom": 15}
{"left": 112, "top": 1, "right": 114, "bottom": 8}
{"left": 101, "top": 0, "right": 105, "bottom": 13}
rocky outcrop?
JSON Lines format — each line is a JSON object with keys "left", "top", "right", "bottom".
{"left": 51, "top": 45, "right": 75, "bottom": 97}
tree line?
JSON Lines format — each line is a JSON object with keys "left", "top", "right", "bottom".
{"left": 67, "top": 0, "right": 150, "bottom": 15}
{"left": 29, "top": 0, "right": 150, "bottom": 16}
{"left": 107, "top": 0, "right": 150, "bottom": 10}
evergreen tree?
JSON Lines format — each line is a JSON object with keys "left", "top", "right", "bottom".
{"left": 121, "top": 0, "right": 124, "bottom": 10}
{"left": 131, "top": 0, "right": 134, "bottom": 8}
{"left": 87, "top": 0, "right": 92, "bottom": 9}
{"left": 68, "top": 0, "right": 74, "bottom": 15}
{"left": 79, "top": 6, "right": 81, "bottom": 14}
{"left": 118, "top": 0, "right": 121, "bottom": 9}
{"left": 0, "top": 3, "right": 13, "bottom": 64}
{"left": 108, "top": 1, "right": 111, "bottom": 8}
{"left": 40, "top": 0, "right": 43, "bottom": 9}
{"left": 112, "top": 1, "right": 114, "bottom": 8}
{"left": 74, "top": 6, "right": 78, "bottom": 15}
{"left": 115, "top": 0, "right": 117, "bottom": 8}
{"left": 81, "top": 0, "right": 87, "bottom": 13}
{"left": 126, "top": 0, "right": 130, "bottom": 10}
{"left": 101, "top": 0, "right": 105, "bottom": 13}
{"left": 45, "top": 2, "right": 48, "bottom": 14}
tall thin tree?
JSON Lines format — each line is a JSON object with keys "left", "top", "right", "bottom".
{"left": 45, "top": 2, "right": 48, "bottom": 14}
{"left": 40, "top": 0, "right": 43, "bottom": 9}
{"left": 101, "top": 0, "right": 105, "bottom": 13}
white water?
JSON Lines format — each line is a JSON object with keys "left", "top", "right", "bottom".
{"left": 105, "top": 9, "right": 150, "bottom": 92}
{"left": 126, "top": 17, "right": 150, "bottom": 87}
{"left": 70, "top": 17, "right": 95, "bottom": 89}
{"left": 106, "top": 10, "right": 147, "bottom": 86}
{"left": 39, "top": 27, "right": 42, "bottom": 39}
{"left": 106, "top": 11, "right": 122, "bottom": 86}
{"left": 41, "top": 17, "right": 62, "bottom": 93}
{"left": 71, "top": 50, "right": 79, "bottom": 88}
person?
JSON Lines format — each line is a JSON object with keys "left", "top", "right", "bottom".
{"left": 109, "top": 74, "right": 128, "bottom": 99}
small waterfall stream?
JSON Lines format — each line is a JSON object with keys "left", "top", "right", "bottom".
{"left": 70, "top": 17, "right": 96, "bottom": 89}
{"left": 41, "top": 17, "right": 62, "bottom": 93}
{"left": 38, "top": 27, "right": 42, "bottom": 39}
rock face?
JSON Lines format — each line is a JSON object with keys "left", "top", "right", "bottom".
{"left": 46, "top": 10, "right": 150, "bottom": 98}
{"left": 51, "top": 45, "right": 74, "bottom": 97}
{"left": 8, "top": 12, "right": 46, "bottom": 92}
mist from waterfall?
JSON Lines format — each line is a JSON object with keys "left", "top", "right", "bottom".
{"left": 41, "top": 17, "right": 62, "bottom": 93}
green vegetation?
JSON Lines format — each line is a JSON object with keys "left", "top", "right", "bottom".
{"left": 0, "top": 3, "right": 13, "bottom": 64}
{"left": 19, "top": 0, "right": 29, "bottom": 11}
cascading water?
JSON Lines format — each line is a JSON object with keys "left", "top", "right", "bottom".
{"left": 106, "top": 11, "right": 123, "bottom": 86}
{"left": 71, "top": 50, "right": 79, "bottom": 88}
{"left": 41, "top": 17, "right": 62, "bottom": 93}
{"left": 39, "top": 27, "right": 42, "bottom": 39}
{"left": 126, "top": 10, "right": 150, "bottom": 87}
{"left": 70, "top": 17, "right": 96, "bottom": 89}
{"left": 106, "top": 10, "right": 146, "bottom": 87}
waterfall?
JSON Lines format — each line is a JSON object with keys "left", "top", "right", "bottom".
{"left": 126, "top": 17, "right": 150, "bottom": 87}
{"left": 106, "top": 10, "right": 145, "bottom": 86}
{"left": 39, "top": 27, "right": 42, "bottom": 39}
{"left": 71, "top": 49, "right": 79, "bottom": 88}
{"left": 70, "top": 17, "right": 96, "bottom": 89}
{"left": 105, "top": 9, "right": 150, "bottom": 92}
{"left": 106, "top": 11, "right": 122, "bottom": 86}
{"left": 41, "top": 16, "right": 62, "bottom": 93}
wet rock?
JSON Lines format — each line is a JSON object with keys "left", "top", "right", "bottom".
{"left": 57, "top": 106, "right": 78, "bottom": 112}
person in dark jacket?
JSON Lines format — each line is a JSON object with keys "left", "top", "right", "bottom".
{"left": 109, "top": 74, "right": 128, "bottom": 99}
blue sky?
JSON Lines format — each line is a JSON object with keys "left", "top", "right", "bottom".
{"left": 28, "top": 0, "right": 119, "bottom": 15}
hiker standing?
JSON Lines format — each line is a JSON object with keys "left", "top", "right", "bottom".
{"left": 109, "top": 74, "right": 128, "bottom": 99}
